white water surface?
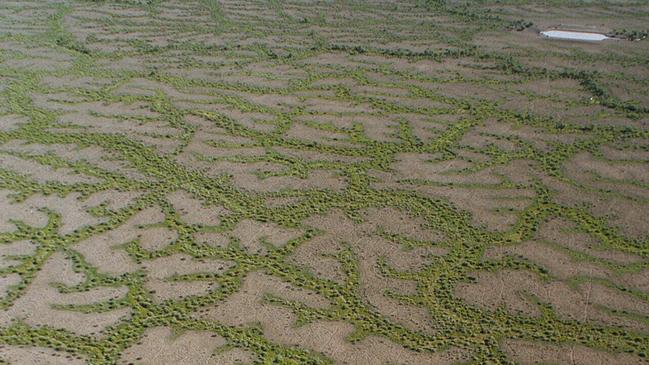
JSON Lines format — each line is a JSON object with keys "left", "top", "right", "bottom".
{"left": 541, "top": 30, "right": 609, "bottom": 41}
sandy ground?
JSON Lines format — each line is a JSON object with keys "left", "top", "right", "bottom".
{"left": 0, "top": 0, "right": 648, "bottom": 364}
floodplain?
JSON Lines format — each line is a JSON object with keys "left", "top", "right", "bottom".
{"left": 0, "top": 0, "right": 648, "bottom": 364}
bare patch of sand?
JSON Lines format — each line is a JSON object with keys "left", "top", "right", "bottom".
{"left": 138, "top": 227, "right": 178, "bottom": 252}
{"left": 143, "top": 253, "right": 233, "bottom": 280}
{"left": 83, "top": 190, "right": 144, "bottom": 211}
{"left": 456, "top": 269, "right": 649, "bottom": 332}
{"left": 0, "top": 345, "right": 86, "bottom": 365}
{"left": 502, "top": 339, "right": 647, "bottom": 365}
{"left": 22, "top": 193, "right": 106, "bottom": 235}
{"left": 0, "top": 240, "right": 36, "bottom": 269}
{"left": 0, "top": 252, "right": 130, "bottom": 337}
{"left": 0, "top": 154, "right": 100, "bottom": 184}
{"left": 292, "top": 209, "right": 446, "bottom": 334}
{"left": 0, "top": 114, "right": 29, "bottom": 131}
{"left": 142, "top": 253, "right": 233, "bottom": 302}
{"left": 75, "top": 206, "right": 166, "bottom": 275}
{"left": 486, "top": 241, "right": 613, "bottom": 280}
{"left": 231, "top": 219, "right": 302, "bottom": 254}
{"left": 538, "top": 218, "right": 643, "bottom": 264}
{"left": 0, "top": 190, "right": 48, "bottom": 233}
{"left": 167, "top": 189, "right": 228, "bottom": 226}
{"left": 197, "top": 271, "right": 465, "bottom": 364}
{"left": 118, "top": 326, "right": 252, "bottom": 365}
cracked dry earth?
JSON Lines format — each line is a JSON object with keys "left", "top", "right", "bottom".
{"left": 0, "top": 0, "right": 648, "bottom": 364}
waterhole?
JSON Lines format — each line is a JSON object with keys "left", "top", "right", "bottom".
{"left": 540, "top": 30, "right": 610, "bottom": 42}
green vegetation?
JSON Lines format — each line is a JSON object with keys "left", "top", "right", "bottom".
{"left": 0, "top": 0, "right": 647, "bottom": 364}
